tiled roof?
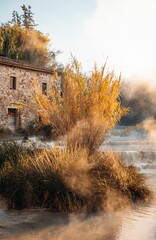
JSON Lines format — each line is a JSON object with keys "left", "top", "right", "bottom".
{"left": 0, "top": 56, "right": 56, "bottom": 74}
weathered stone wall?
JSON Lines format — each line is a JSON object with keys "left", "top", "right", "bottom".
{"left": 0, "top": 64, "right": 61, "bottom": 130}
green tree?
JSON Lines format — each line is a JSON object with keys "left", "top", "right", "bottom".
{"left": 21, "top": 4, "right": 38, "bottom": 29}
{"left": 0, "top": 5, "right": 60, "bottom": 67}
{"left": 10, "top": 10, "right": 22, "bottom": 26}
{"left": 9, "top": 4, "right": 38, "bottom": 29}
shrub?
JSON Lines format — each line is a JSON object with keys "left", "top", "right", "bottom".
{"left": 0, "top": 141, "right": 27, "bottom": 166}
{"left": 33, "top": 58, "right": 127, "bottom": 141}
{"left": 0, "top": 147, "right": 153, "bottom": 211}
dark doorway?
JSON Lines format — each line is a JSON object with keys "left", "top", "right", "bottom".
{"left": 8, "top": 108, "right": 17, "bottom": 131}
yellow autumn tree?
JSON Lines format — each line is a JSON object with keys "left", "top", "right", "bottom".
{"left": 0, "top": 23, "right": 55, "bottom": 67}
{"left": 33, "top": 58, "right": 127, "bottom": 153}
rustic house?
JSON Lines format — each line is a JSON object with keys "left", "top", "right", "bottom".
{"left": 0, "top": 56, "right": 61, "bottom": 131}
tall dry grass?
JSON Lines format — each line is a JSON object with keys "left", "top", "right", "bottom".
{"left": 33, "top": 58, "right": 127, "bottom": 139}
{"left": 0, "top": 143, "right": 153, "bottom": 211}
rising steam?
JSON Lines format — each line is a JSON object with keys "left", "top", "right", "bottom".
{"left": 120, "top": 81, "right": 156, "bottom": 126}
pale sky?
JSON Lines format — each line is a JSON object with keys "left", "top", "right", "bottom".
{"left": 0, "top": 0, "right": 156, "bottom": 84}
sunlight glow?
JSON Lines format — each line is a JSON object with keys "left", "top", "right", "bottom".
{"left": 74, "top": 0, "right": 156, "bottom": 82}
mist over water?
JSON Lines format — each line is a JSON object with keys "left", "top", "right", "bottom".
{"left": 0, "top": 212, "right": 124, "bottom": 240}
{"left": 0, "top": 188, "right": 156, "bottom": 240}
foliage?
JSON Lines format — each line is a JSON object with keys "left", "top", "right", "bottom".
{"left": 20, "top": 4, "right": 38, "bottom": 29}
{"left": 0, "top": 142, "right": 28, "bottom": 167}
{"left": 10, "top": 4, "right": 38, "bottom": 29}
{"left": 0, "top": 4, "right": 61, "bottom": 67}
{"left": 0, "top": 23, "right": 54, "bottom": 66}
{"left": 10, "top": 10, "right": 22, "bottom": 26}
{"left": 33, "top": 58, "right": 127, "bottom": 152}
{"left": 0, "top": 144, "right": 153, "bottom": 210}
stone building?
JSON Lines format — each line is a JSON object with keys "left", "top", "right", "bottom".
{"left": 0, "top": 56, "right": 61, "bottom": 131}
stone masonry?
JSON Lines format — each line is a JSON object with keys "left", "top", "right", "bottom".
{"left": 0, "top": 57, "right": 61, "bottom": 131}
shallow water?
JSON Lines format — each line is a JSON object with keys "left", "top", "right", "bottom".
{"left": 0, "top": 192, "right": 156, "bottom": 240}
{"left": 0, "top": 127, "right": 156, "bottom": 240}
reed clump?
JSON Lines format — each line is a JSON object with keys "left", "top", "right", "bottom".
{"left": 0, "top": 142, "right": 153, "bottom": 211}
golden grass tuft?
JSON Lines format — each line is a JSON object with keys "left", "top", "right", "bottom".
{"left": 0, "top": 143, "right": 153, "bottom": 211}
{"left": 32, "top": 58, "right": 128, "bottom": 138}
